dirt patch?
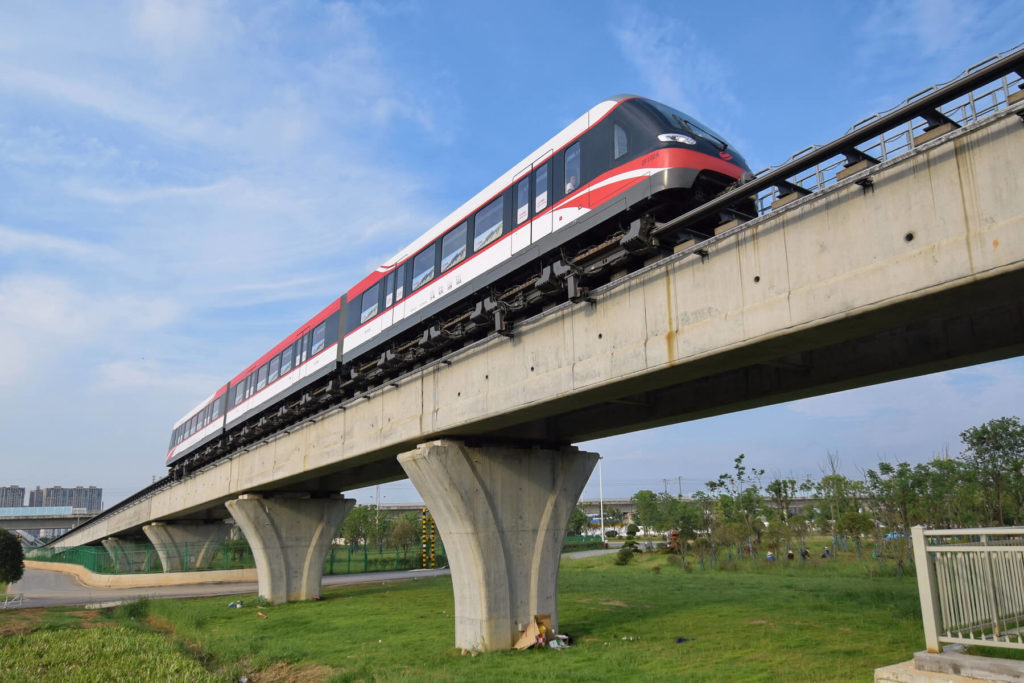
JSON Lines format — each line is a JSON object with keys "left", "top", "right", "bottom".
{"left": 253, "top": 662, "right": 337, "bottom": 682}
{"left": 0, "top": 611, "right": 41, "bottom": 636}
{"left": 746, "top": 619, "right": 773, "bottom": 626}
{"left": 599, "top": 600, "right": 629, "bottom": 608}
{"left": 577, "top": 598, "right": 592, "bottom": 603}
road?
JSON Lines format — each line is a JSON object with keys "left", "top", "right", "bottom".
{"left": 2, "top": 548, "right": 615, "bottom": 610}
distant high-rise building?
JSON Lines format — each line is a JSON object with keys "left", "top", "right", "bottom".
{"left": 0, "top": 485, "right": 25, "bottom": 507}
{"left": 33, "top": 485, "right": 103, "bottom": 512}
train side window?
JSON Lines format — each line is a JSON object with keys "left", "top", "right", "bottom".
{"left": 212, "top": 397, "right": 222, "bottom": 419}
{"left": 268, "top": 356, "right": 280, "bottom": 383}
{"left": 300, "top": 333, "right": 310, "bottom": 363}
{"left": 534, "top": 163, "right": 549, "bottom": 212}
{"left": 311, "top": 322, "right": 327, "bottom": 354}
{"left": 473, "top": 197, "right": 503, "bottom": 251}
{"left": 412, "top": 245, "right": 435, "bottom": 291}
{"left": 515, "top": 176, "right": 530, "bottom": 225}
{"left": 394, "top": 263, "right": 406, "bottom": 301}
{"left": 614, "top": 124, "right": 628, "bottom": 160}
{"left": 441, "top": 222, "right": 468, "bottom": 272}
{"left": 256, "top": 364, "right": 268, "bottom": 391}
{"left": 280, "top": 347, "right": 293, "bottom": 375}
{"left": 360, "top": 283, "right": 380, "bottom": 324}
{"left": 564, "top": 142, "right": 581, "bottom": 193}
{"left": 383, "top": 272, "right": 394, "bottom": 309}
{"left": 233, "top": 383, "right": 244, "bottom": 406}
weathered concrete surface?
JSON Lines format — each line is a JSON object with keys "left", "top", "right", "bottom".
{"left": 55, "top": 104, "right": 1024, "bottom": 549}
{"left": 142, "top": 521, "right": 231, "bottom": 572}
{"left": 225, "top": 494, "right": 353, "bottom": 603}
{"left": 398, "top": 440, "right": 597, "bottom": 651}
{"left": 876, "top": 651, "right": 1024, "bottom": 683}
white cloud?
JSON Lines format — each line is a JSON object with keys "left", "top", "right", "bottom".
{"left": 0, "top": 225, "right": 115, "bottom": 262}
{"left": 609, "top": 3, "right": 739, "bottom": 123}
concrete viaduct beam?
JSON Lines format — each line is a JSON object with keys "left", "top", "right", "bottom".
{"left": 142, "top": 521, "right": 231, "bottom": 572}
{"left": 225, "top": 493, "right": 353, "bottom": 604}
{"left": 399, "top": 439, "right": 597, "bottom": 652}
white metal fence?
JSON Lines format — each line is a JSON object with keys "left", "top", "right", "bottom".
{"left": 912, "top": 526, "right": 1024, "bottom": 653}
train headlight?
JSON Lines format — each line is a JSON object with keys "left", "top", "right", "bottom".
{"left": 658, "top": 133, "right": 697, "bottom": 145}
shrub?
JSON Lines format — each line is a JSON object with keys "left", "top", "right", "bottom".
{"left": 614, "top": 546, "right": 635, "bottom": 565}
{"left": 605, "top": 530, "right": 618, "bottom": 538}
{"left": 627, "top": 524, "right": 639, "bottom": 537}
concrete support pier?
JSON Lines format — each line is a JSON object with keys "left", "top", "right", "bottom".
{"left": 101, "top": 536, "right": 155, "bottom": 572}
{"left": 398, "top": 439, "right": 598, "bottom": 652}
{"left": 225, "top": 493, "right": 353, "bottom": 604}
{"left": 141, "top": 521, "right": 231, "bottom": 572}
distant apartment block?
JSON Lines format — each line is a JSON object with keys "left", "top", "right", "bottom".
{"left": 0, "top": 485, "right": 25, "bottom": 507}
{"left": 27, "top": 485, "right": 103, "bottom": 512}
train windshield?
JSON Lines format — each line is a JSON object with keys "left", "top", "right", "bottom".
{"left": 647, "top": 101, "right": 730, "bottom": 151}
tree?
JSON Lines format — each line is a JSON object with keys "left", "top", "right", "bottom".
{"left": 707, "top": 454, "right": 765, "bottom": 547}
{"left": 960, "top": 417, "right": 1024, "bottom": 524}
{"left": 567, "top": 504, "right": 589, "bottom": 536}
{"left": 0, "top": 529, "right": 24, "bottom": 590}
{"left": 837, "top": 511, "right": 875, "bottom": 560}
{"left": 342, "top": 505, "right": 377, "bottom": 547}
{"left": 632, "top": 490, "right": 660, "bottom": 535}
{"left": 389, "top": 514, "right": 420, "bottom": 558}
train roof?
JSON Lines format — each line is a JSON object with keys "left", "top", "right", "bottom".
{"left": 346, "top": 95, "right": 641, "bottom": 299}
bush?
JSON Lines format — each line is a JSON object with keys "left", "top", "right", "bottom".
{"left": 605, "top": 530, "right": 618, "bottom": 538}
{"left": 627, "top": 524, "right": 639, "bottom": 537}
{"left": 614, "top": 546, "right": 635, "bottom": 565}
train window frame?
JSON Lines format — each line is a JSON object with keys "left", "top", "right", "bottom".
{"left": 614, "top": 123, "right": 628, "bottom": 160}
{"left": 534, "top": 163, "right": 549, "bottom": 213}
{"left": 473, "top": 196, "right": 504, "bottom": 252}
{"left": 564, "top": 142, "right": 581, "bottom": 194}
{"left": 311, "top": 322, "right": 327, "bottom": 355}
{"left": 256, "top": 364, "right": 268, "bottom": 391}
{"left": 515, "top": 175, "right": 530, "bottom": 225}
{"left": 411, "top": 245, "right": 435, "bottom": 292}
{"left": 360, "top": 283, "right": 380, "bottom": 324}
{"left": 441, "top": 221, "right": 468, "bottom": 273}
{"left": 268, "top": 355, "right": 280, "bottom": 383}
{"left": 383, "top": 272, "right": 394, "bottom": 309}
{"left": 280, "top": 347, "right": 293, "bottom": 375}
{"left": 212, "top": 396, "right": 223, "bottom": 419}
{"left": 394, "top": 263, "right": 406, "bottom": 301}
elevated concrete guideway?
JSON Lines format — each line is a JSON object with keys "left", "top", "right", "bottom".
{"left": 57, "top": 102, "right": 1024, "bottom": 551}
{"left": 49, "top": 91, "right": 1024, "bottom": 649}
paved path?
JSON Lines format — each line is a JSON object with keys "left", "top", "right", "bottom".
{"left": 2, "top": 549, "right": 615, "bottom": 611}
{"left": 4, "top": 567, "right": 451, "bottom": 610}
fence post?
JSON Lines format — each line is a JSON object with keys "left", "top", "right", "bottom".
{"left": 912, "top": 526, "right": 943, "bottom": 653}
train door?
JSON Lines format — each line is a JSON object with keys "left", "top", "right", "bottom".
{"left": 530, "top": 151, "right": 553, "bottom": 242}
{"left": 510, "top": 165, "right": 532, "bottom": 254}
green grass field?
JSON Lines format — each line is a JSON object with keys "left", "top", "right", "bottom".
{"left": 0, "top": 551, "right": 924, "bottom": 682}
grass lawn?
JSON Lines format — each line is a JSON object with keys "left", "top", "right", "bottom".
{"left": 0, "top": 551, "right": 924, "bottom": 681}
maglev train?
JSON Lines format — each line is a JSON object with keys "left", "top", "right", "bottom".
{"left": 167, "top": 95, "right": 752, "bottom": 469}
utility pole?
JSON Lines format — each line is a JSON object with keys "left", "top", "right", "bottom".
{"left": 678, "top": 476, "right": 683, "bottom": 498}
{"left": 663, "top": 478, "right": 670, "bottom": 495}
{"left": 598, "top": 457, "right": 605, "bottom": 547}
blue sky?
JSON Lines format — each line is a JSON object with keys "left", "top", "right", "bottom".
{"left": 0, "top": 1, "right": 1021, "bottom": 506}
